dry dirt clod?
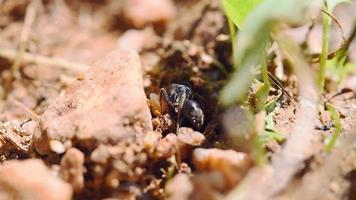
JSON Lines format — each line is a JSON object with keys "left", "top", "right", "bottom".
{"left": 122, "top": 0, "right": 176, "bottom": 28}
{"left": 149, "top": 128, "right": 205, "bottom": 160}
{"left": 148, "top": 93, "right": 161, "bottom": 117}
{"left": 176, "top": 127, "right": 205, "bottom": 161}
{"left": 33, "top": 48, "right": 153, "bottom": 155}
{"left": 166, "top": 173, "right": 193, "bottom": 200}
{"left": 0, "top": 121, "right": 33, "bottom": 161}
{"left": 192, "top": 148, "right": 252, "bottom": 188}
{"left": 117, "top": 27, "right": 159, "bottom": 53}
{"left": 60, "top": 148, "right": 85, "bottom": 193}
{"left": 49, "top": 139, "right": 66, "bottom": 154}
{"left": 177, "top": 127, "right": 205, "bottom": 146}
{"left": 189, "top": 172, "right": 226, "bottom": 199}
{"left": 339, "top": 76, "right": 356, "bottom": 91}
{"left": 0, "top": 159, "right": 72, "bottom": 200}
{"left": 90, "top": 144, "right": 110, "bottom": 164}
{"left": 150, "top": 133, "right": 178, "bottom": 159}
{"left": 143, "top": 131, "right": 162, "bottom": 150}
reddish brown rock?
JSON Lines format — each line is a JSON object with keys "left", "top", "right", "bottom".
{"left": 0, "top": 159, "right": 72, "bottom": 200}
{"left": 60, "top": 148, "right": 85, "bottom": 193}
{"left": 33, "top": 49, "right": 152, "bottom": 154}
{"left": 123, "top": 0, "right": 176, "bottom": 28}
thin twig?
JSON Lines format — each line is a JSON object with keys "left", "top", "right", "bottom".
{"left": 0, "top": 48, "right": 89, "bottom": 72}
{"left": 8, "top": 95, "right": 41, "bottom": 121}
{"left": 311, "top": 20, "right": 356, "bottom": 63}
{"left": 317, "top": 5, "right": 331, "bottom": 92}
{"left": 321, "top": 9, "right": 346, "bottom": 45}
{"left": 344, "top": 21, "right": 356, "bottom": 49}
{"left": 12, "top": 0, "right": 41, "bottom": 77}
{"left": 267, "top": 72, "right": 292, "bottom": 99}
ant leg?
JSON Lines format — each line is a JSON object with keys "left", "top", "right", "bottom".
{"left": 176, "top": 92, "right": 187, "bottom": 131}
{"left": 159, "top": 88, "right": 172, "bottom": 115}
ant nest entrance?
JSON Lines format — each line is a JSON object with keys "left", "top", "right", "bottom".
{"left": 148, "top": 83, "right": 205, "bottom": 135}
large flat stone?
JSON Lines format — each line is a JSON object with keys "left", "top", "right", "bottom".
{"left": 34, "top": 49, "right": 152, "bottom": 154}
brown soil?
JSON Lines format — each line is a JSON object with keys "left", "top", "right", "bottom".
{"left": 0, "top": 0, "right": 355, "bottom": 200}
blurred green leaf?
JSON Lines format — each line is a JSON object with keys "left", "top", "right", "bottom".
{"left": 255, "top": 50, "right": 271, "bottom": 111}
{"left": 318, "top": 3, "right": 332, "bottom": 91}
{"left": 260, "top": 112, "right": 284, "bottom": 146}
{"left": 265, "top": 112, "right": 275, "bottom": 130}
{"left": 220, "top": 0, "right": 310, "bottom": 105}
{"left": 318, "top": 0, "right": 350, "bottom": 91}
{"left": 326, "top": 58, "right": 356, "bottom": 84}
{"left": 265, "top": 90, "right": 282, "bottom": 112}
{"left": 227, "top": 17, "right": 239, "bottom": 68}
{"left": 324, "top": 103, "right": 341, "bottom": 151}
{"left": 221, "top": 0, "right": 263, "bottom": 28}
{"left": 255, "top": 82, "right": 270, "bottom": 111}
{"left": 260, "top": 130, "right": 284, "bottom": 145}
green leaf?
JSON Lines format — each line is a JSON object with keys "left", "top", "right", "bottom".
{"left": 265, "top": 112, "right": 275, "bottom": 130}
{"left": 326, "top": 56, "right": 356, "bottom": 84}
{"left": 255, "top": 50, "right": 270, "bottom": 112}
{"left": 220, "top": 0, "right": 310, "bottom": 105}
{"left": 260, "top": 130, "right": 284, "bottom": 144}
{"left": 255, "top": 82, "right": 270, "bottom": 111}
{"left": 264, "top": 90, "right": 282, "bottom": 113}
{"left": 318, "top": 0, "right": 350, "bottom": 91}
{"left": 259, "top": 112, "right": 284, "bottom": 146}
{"left": 222, "top": 0, "right": 263, "bottom": 28}
{"left": 324, "top": 103, "right": 342, "bottom": 151}
{"left": 227, "top": 17, "right": 239, "bottom": 68}
{"left": 317, "top": 3, "right": 331, "bottom": 92}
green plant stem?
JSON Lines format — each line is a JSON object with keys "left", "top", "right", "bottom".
{"left": 261, "top": 50, "right": 270, "bottom": 87}
{"left": 252, "top": 133, "right": 266, "bottom": 166}
{"left": 318, "top": 3, "right": 331, "bottom": 92}
{"left": 227, "top": 17, "right": 238, "bottom": 69}
{"left": 255, "top": 49, "right": 270, "bottom": 111}
{"left": 253, "top": 50, "right": 270, "bottom": 166}
{"left": 325, "top": 103, "right": 341, "bottom": 151}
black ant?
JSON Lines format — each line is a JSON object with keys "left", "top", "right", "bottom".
{"left": 159, "top": 83, "right": 204, "bottom": 131}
